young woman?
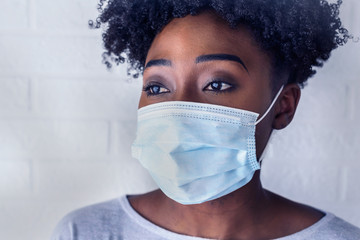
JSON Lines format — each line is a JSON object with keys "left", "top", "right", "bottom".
{"left": 52, "top": 0, "right": 360, "bottom": 239}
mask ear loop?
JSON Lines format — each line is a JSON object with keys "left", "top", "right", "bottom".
{"left": 258, "top": 130, "right": 278, "bottom": 163}
{"left": 255, "top": 85, "right": 284, "bottom": 126}
{"left": 258, "top": 141, "right": 269, "bottom": 163}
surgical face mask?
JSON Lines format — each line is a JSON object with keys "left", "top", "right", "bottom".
{"left": 131, "top": 86, "right": 284, "bottom": 205}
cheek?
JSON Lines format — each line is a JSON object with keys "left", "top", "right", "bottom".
{"left": 138, "top": 91, "right": 148, "bottom": 109}
{"left": 254, "top": 114, "right": 273, "bottom": 159}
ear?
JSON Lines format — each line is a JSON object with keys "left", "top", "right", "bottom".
{"left": 272, "top": 83, "right": 301, "bottom": 129}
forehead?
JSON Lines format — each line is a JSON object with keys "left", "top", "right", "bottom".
{"left": 145, "top": 11, "right": 271, "bottom": 75}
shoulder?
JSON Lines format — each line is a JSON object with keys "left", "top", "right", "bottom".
{"left": 318, "top": 214, "right": 360, "bottom": 239}
{"left": 278, "top": 212, "right": 360, "bottom": 240}
{"left": 268, "top": 191, "right": 360, "bottom": 240}
{"left": 51, "top": 196, "right": 129, "bottom": 240}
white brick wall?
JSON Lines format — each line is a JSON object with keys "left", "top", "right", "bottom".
{"left": 0, "top": 1, "right": 359, "bottom": 240}
{"left": 0, "top": 0, "right": 28, "bottom": 30}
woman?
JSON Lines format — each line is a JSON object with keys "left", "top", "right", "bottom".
{"left": 52, "top": 0, "right": 360, "bottom": 239}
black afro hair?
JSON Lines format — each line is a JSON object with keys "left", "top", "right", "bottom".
{"left": 89, "top": 0, "right": 352, "bottom": 87}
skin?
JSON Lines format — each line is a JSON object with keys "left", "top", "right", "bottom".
{"left": 130, "top": 11, "right": 324, "bottom": 240}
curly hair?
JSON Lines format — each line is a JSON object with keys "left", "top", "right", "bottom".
{"left": 89, "top": 0, "right": 352, "bottom": 87}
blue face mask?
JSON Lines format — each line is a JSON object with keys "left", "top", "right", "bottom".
{"left": 132, "top": 86, "right": 284, "bottom": 205}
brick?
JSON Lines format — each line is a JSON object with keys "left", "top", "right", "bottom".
{"left": 0, "top": 78, "right": 29, "bottom": 115}
{"left": 343, "top": 166, "right": 360, "bottom": 203}
{"left": 352, "top": 86, "right": 360, "bottom": 121}
{"left": 112, "top": 120, "right": 138, "bottom": 155}
{"left": 266, "top": 122, "right": 357, "bottom": 165}
{"left": 111, "top": 121, "right": 157, "bottom": 193}
{"left": 32, "top": 159, "right": 154, "bottom": 200}
{"left": 295, "top": 78, "right": 349, "bottom": 123}
{"left": 262, "top": 162, "right": 340, "bottom": 205}
{"left": 351, "top": 2, "right": 360, "bottom": 33}
{"left": 35, "top": 0, "right": 100, "bottom": 31}
{"left": 0, "top": 120, "right": 109, "bottom": 158}
{"left": 0, "top": 0, "right": 28, "bottom": 29}
{"left": 317, "top": 41, "right": 360, "bottom": 81}
{"left": 125, "top": 162, "right": 157, "bottom": 194}
{"left": 0, "top": 200, "right": 37, "bottom": 240}
{"left": 339, "top": 0, "right": 360, "bottom": 33}
{"left": 34, "top": 79, "right": 141, "bottom": 119}
{"left": 0, "top": 159, "right": 31, "bottom": 197}
{"left": 33, "top": 161, "right": 118, "bottom": 199}
{"left": 0, "top": 198, "right": 77, "bottom": 240}
{"left": 0, "top": 36, "right": 124, "bottom": 76}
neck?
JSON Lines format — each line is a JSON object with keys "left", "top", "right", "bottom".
{"left": 160, "top": 172, "right": 272, "bottom": 239}
{"left": 130, "top": 171, "right": 325, "bottom": 240}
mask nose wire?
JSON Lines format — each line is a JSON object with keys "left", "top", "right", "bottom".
{"left": 254, "top": 85, "right": 284, "bottom": 125}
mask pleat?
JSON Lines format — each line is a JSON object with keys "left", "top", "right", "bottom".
{"left": 131, "top": 101, "right": 261, "bottom": 205}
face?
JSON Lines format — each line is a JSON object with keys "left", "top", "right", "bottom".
{"left": 140, "top": 11, "right": 279, "bottom": 158}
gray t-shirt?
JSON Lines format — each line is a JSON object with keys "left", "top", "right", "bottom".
{"left": 51, "top": 195, "right": 360, "bottom": 240}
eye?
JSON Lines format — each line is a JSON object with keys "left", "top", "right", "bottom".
{"left": 203, "top": 80, "right": 232, "bottom": 92}
{"left": 143, "top": 84, "right": 170, "bottom": 96}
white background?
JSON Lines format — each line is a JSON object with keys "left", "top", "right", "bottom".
{"left": 0, "top": 0, "right": 359, "bottom": 239}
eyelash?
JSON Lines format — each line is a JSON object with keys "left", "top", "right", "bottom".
{"left": 143, "top": 79, "right": 234, "bottom": 97}
{"left": 142, "top": 83, "right": 170, "bottom": 96}
{"left": 203, "top": 79, "right": 234, "bottom": 93}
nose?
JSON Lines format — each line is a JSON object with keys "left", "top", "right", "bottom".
{"left": 172, "top": 81, "right": 204, "bottom": 103}
{"left": 174, "top": 91, "right": 200, "bottom": 103}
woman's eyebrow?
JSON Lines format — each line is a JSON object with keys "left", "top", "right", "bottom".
{"left": 195, "top": 54, "right": 248, "bottom": 72}
{"left": 145, "top": 59, "right": 172, "bottom": 69}
{"left": 144, "top": 54, "right": 248, "bottom": 72}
